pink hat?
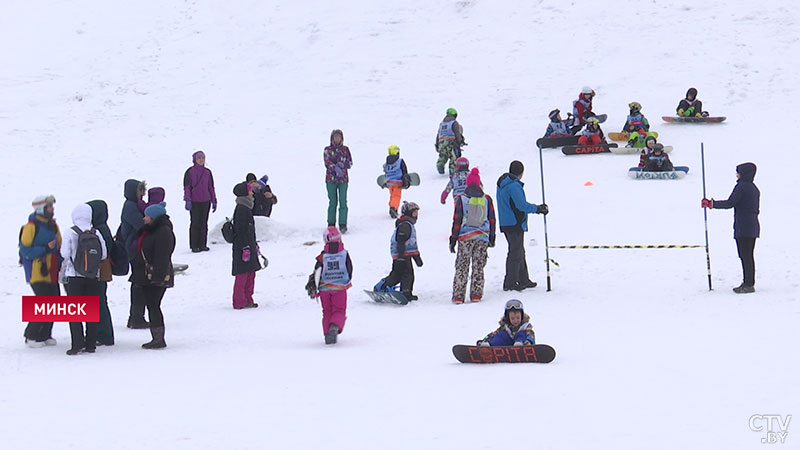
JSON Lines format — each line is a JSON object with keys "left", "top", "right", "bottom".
{"left": 466, "top": 168, "right": 481, "bottom": 187}
{"left": 323, "top": 226, "right": 342, "bottom": 243}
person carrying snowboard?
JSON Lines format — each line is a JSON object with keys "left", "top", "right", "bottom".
{"left": 435, "top": 108, "right": 466, "bottom": 175}
{"left": 449, "top": 168, "right": 496, "bottom": 304}
{"left": 701, "top": 162, "right": 760, "bottom": 293}
{"left": 677, "top": 87, "right": 707, "bottom": 118}
{"left": 374, "top": 201, "right": 423, "bottom": 302}
{"left": 440, "top": 157, "right": 470, "bottom": 204}
{"left": 313, "top": 227, "right": 353, "bottom": 344}
{"left": 570, "top": 86, "right": 595, "bottom": 133}
{"left": 382, "top": 144, "right": 410, "bottom": 218}
{"left": 577, "top": 117, "right": 605, "bottom": 146}
{"left": 621, "top": 102, "right": 650, "bottom": 133}
{"left": 543, "top": 109, "right": 574, "bottom": 138}
{"left": 642, "top": 144, "right": 674, "bottom": 172}
{"left": 476, "top": 299, "right": 536, "bottom": 346}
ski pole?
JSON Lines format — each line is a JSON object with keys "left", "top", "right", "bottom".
{"left": 701, "top": 142, "right": 713, "bottom": 291}
{"left": 538, "top": 143, "right": 552, "bottom": 291}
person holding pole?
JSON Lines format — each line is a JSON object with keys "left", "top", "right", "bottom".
{"left": 701, "top": 162, "right": 760, "bottom": 293}
{"left": 496, "top": 160, "right": 548, "bottom": 292}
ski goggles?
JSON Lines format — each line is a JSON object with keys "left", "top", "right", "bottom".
{"left": 505, "top": 299, "right": 523, "bottom": 311}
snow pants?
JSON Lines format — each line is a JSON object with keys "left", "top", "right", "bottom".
{"left": 24, "top": 282, "right": 58, "bottom": 343}
{"left": 577, "top": 134, "right": 602, "bottom": 145}
{"left": 326, "top": 182, "right": 348, "bottom": 227}
{"left": 452, "top": 240, "right": 489, "bottom": 301}
{"left": 388, "top": 185, "right": 402, "bottom": 210}
{"left": 65, "top": 277, "right": 100, "bottom": 352}
{"left": 502, "top": 229, "right": 532, "bottom": 289}
{"left": 320, "top": 289, "right": 347, "bottom": 335}
{"left": 189, "top": 200, "right": 211, "bottom": 250}
{"left": 489, "top": 330, "right": 535, "bottom": 346}
{"left": 736, "top": 237, "right": 756, "bottom": 287}
{"left": 232, "top": 271, "right": 257, "bottom": 309}
{"left": 436, "top": 140, "right": 456, "bottom": 175}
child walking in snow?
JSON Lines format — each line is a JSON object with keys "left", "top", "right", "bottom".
{"left": 476, "top": 299, "right": 536, "bottom": 347}
{"left": 440, "top": 157, "right": 470, "bottom": 204}
{"left": 313, "top": 227, "right": 353, "bottom": 344}
{"left": 374, "top": 201, "right": 423, "bottom": 302}
{"left": 382, "top": 144, "right": 410, "bottom": 218}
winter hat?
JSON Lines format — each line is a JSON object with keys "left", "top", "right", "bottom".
{"left": 193, "top": 150, "right": 206, "bottom": 162}
{"left": 466, "top": 168, "right": 481, "bottom": 187}
{"left": 401, "top": 201, "right": 420, "bottom": 217}
{"left": 509, "top": 160, "right": 524, "bottom": 177}
{"left": 146, "top": 187, "right": 165, "bottom": 207}
{"left": 653, "top": 144, "right": 664, "bottom": 153}
{"left": 323, "top": 226, "right": 342, "bottom": 243}
{"left": 686, "top": 87, "right": 698, "bottom": 99}
{"left": 232, "top": 181, "right": 249, "bottom": 197}
{"left": 645, "top": 135, "right": 657, "bottom": 145}
{"left": 32, "top": 194, "right": 55, "bottom": 216}
{"left": 387, "top": 144, "right": 400, "bottom": 156}
{"left": 455, "top": 157, "right": 470, "bottom": 170}
{"left": 503, "top": 299, "right": 525, "bottom": 322}
{"left": 144, "top": 201, "right": 167, "bottom": 220}
{"left": 245, "top": 173, "right": 257, "bottom": 182}
{"left": 446, "top": 107, "right": 458, "bottom": 116}
{"left": 260, "top": 174, "right": 269, "bottom": 184}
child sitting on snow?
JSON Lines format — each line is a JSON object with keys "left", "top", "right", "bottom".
{"left": 642, "top": 144, "right": 674, "bottom": 172}
{"left": 577, "top": 117, "right": 605, "bottom": 146}
{"left": 542, "top": 109, "right": 574, "bottom": 138}
{"left": 440, "top": 157, "right": 470, "bottom": 204}
{"left": 476, "top": 299, "right": 536, "bottom": 346}
{"left": 621, "top": 102, "right": 650, "bottom": 133}
{"left": 637, "top": 135, "right": 659, "bottom": 168}
{"left": 677, "top": 87, "right": 707, "bottom": 118}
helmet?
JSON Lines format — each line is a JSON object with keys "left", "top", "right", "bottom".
{"left": 504, "top": 299, "right": 525, "bottom": 322}
{"left": 645, "top": 135, "right": 657, "bottom": 145}
{"left": 446, "top": 107, "right": 458, "bottom": 116}
{"left": 548, "top": 109, "right": 560, "bottom": 120}
{"left": 388, "top": 144, "right": 400, "bottom": 155}
{"left": 653, "top": 143, "right": 664, "bottom": 153}
{"left": 455, "top": 157, "right": 470, "bottom": 169}
{"left": 323, "top": 226, "right": 342, "bottom": 243}
{"left": 401, "top": 201, "right": 420, "bottom": 217}
{"left": 581, "top": 86, "right": 594, "bottom": 95}
{"left": 628, "top": 102, "right": 642, "bottom": 112}
{"left": 587, "top": 117, "right": 600, "bottom": 126}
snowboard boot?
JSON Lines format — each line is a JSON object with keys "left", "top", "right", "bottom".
{"left": 66, "top": 347, "right": 86, "bottom": 355}
{"left": 142, "top": 326, "right": 167, "bottom": 349}
{"left": 339, "top": 224, "right": 348, "bottom": 234}
{"left": 733, "top": 284, "right": 755, "bottom": 294}
{"left": 389, "top": 207, "right": 398, "bottom": 219}
{"left": 25, "top": 339, "right": 46, "bottom": 348}
{"left": 325, "top": 324, "right": 339, "bottom": 345}
{"left": 127, "top": 317, "right": 150, "bottom": 329}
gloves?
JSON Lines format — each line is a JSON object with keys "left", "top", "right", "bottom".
{"left": 413, "top": 255, "right": 423, "bottom": 267}
{"left": 333, "top": 166, "right": 344, "bottom": 178}
{"left": 242, "top": 246, "right": 251, "bottom": 262}
{"left": 701, "top": 198, "right": 713, "bottom": 209}
{"left": 185, "top": 200, "right": 192, "bottom": 211}
{"left": 513, "top": 341, "right": 524, "bottom": 347}
{"left": 212, "top": 201, "right": 217, "bottom": 213}
{"left": 449, "top": 237, "right": 457, "bottom": 254}
{"left": 402, "top": 175, "right": 411, "bottom": 189}
{"left": 489, "top": 236, "right": 495, "bottom": 248}
{"left": 477, "top": 340, "right": 490, "bottom": 347}
{"left": 440, "top": 190, "right": 449, "bottom": 204}
{"left": 536, "top": 203, "right": 549, "bottom": 215}
{"left": 336, "top": 161, "right": 347, "bottom": 170}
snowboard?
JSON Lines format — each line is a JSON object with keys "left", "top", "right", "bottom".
{"left": 174, "top": 264, "right": 188, "bottom": 273}
{"left": 586, "top": 113, "right": 608, "bottom": 123}
{"left": 561, "top": 142, "right": 618, "bottom": 155}
{"left": 662, "top": 116, "right": 726, "bottom": 123}
{"left": 610, "top": 145, "right": 673, "bottom": 155}
{"left": 363, "top": 289, "right": 409, "bottom": 305}
{"left": 608, "top": 131, "right": 658, "bottom": 141}
{"left": 377, "top": 172, "right": 420, "bottom": 189}
{"left": 452, "top": 344, "right": 556, "bottom": 364}
{"left": 628, "top": 166, "right": 689, "bottom": 180}
{"left": 536, "top": 135, "right": 579, "bottom": 149}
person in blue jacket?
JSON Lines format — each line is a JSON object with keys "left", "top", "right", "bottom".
{"left": 702, "top": 162, "right": 760, "bottom": 293}
{"left": 476, "top": 299, "right": 536, "bottom": 346}
{"left": 496, "top": 160, "right": 548, "bottom": 291}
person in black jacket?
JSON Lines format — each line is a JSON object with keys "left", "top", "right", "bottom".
{"left": 231, "top": 182, "right": 262, "bottom": 309}
{"left": 119, "top": 178, "right": 149, "bottom": 329}
{"left": 130, "top": 202, "right": 176, "bottom": 348}
{"left": 246, "top": 173, "right": 278, "bottom": 217}
{"left": 374, "top": 201, "right": 422, "bottom": 302}
{"left": 702, "top": 162, "right": 760, "bottom": 293}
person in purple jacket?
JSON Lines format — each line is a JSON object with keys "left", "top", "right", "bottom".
{"left": 183, "top": 150, "right": 217, "bottom": 252}
{"left": 324, "top": 129, "right": 353, "bottom": 233}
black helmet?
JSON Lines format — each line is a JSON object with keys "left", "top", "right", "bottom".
{"left": 401, "top": 201, "right": 420, "bottom": 217}
{"left": 628, "top": 102, "right": 642, "bottom": 113}
{"left": 548, "top": 109, "right": 560, "bottom": 121}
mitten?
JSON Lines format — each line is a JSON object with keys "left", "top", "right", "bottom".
{"left": 185, "top": 200, "right": 192, "bottom": 211}
{"left": 413, "top": 255, "right": 423, "bottom": 267}
{"left": 489, "top": 236, "right": 495, "bottom": 248}
{"left": 440, "top": 190, "right": 449, "bottom": 204}
{"left": 242, "top": 246, "right": 251, "bottom": 262}
{"left": 449, "top": 237, "right": 457, "bottom": 254}
{"left": 477, "top": 340, "right": 490, "bottom": 347}
{"left": 212, "top": 201, "right": 217, "bottom": 213}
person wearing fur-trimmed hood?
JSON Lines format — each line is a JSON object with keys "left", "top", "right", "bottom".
{"left": 476, "top": 299, "right": 536, "bottom": 347}
{"left": 231, "top": 182, "right": 262, "bottom": 309}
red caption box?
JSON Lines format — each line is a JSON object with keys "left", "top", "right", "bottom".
{"left": 22, "top": 296, "right": 99, "bottom": 322}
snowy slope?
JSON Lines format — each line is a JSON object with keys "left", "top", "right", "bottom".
{"left": 1, "top": 1, "right": 799, "bottom": 449}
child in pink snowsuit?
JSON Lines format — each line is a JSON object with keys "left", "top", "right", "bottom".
{"left": 314, "top": 227, "right": 353, "bottom": 344}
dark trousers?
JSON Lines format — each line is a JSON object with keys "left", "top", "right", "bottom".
{"left": 736, "top": 237, "right": 757, "bottom": 287}
{"left": 384, "top": 258, "right": 415, "bottom": 296}
{"left": 129, "top": 283, "right": 147, "bottom": 324}
{"left": 503, "top": 229, "right": 531, "bottom": 288}
{"left": 65, "top": 277, "right": 100, "bottom": 351}
{"left": 141, "top": 285, "right": 167, "bottom": 328}
{"left": 96, "top": 282, "right": 114, "bottom": 345}
{"left": 24, "top": 282, "right": 58, "bottom": 342}
{"left": 189, "top": 201, "right": 211, "bottom": 250}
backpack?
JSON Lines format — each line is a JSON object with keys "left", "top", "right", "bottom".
{"left": 221, "top": 217, "right": 235, "bottom": 244}
{"left": 71, "top": 226, "right": 102, "bottom": 279}
{"left": 111, "top": 224, "right": 129, "bottom": 276}
{"left": 18, "top": 220, "right": 38, "bottom": 265}
{"left": 464, "top": 196, "right": 487, "bottom": 228}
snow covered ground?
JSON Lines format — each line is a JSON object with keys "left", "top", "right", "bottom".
{"left": 2, "top": 1, "right": 798, "bottom": 448}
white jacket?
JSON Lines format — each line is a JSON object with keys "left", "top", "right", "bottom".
{"left": 60, "top": 204, "right": 107, "bottom": 279}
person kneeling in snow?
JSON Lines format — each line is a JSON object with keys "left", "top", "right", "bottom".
{"left": 476, "top": 299, "right": 536, "bottom": 347}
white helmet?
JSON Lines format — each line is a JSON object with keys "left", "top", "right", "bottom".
{"left": 581, "top": 86, "right": 594, "bottom": 94}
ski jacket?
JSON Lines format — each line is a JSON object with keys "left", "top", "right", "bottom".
{"left": 643, "top": 153, "right": 674, "bottom": 172}
{"left": 481, "top": 313, "right": 536, "bottom": 345}
{"left": 435, "top": 114, "right": 465, "bottom": 147}
{"left": 383, "top": 155, "right": 408, "bottom": 185}
{"left": 129, "top": 214, "right": 176, "bottom": 287}
{"left": 120, "top": 179, "right": 144, "bottom": 259}
{"left": 496, "top": 173, "right": 541, "bottom": 232}
{"left": 315, "top": 243, "right": 353, "bottom": 291}
{"left": 19, "top": 213, "right": 62, "bottom": 284}
{"left": 183, "top": 164, "right": 217, "bottom": 204}
{"left": 712, "top": 163, "right": 760, "bottom": 238}
{"left": 622, "top": 113, "right": 650, "bottom": 133}
{"left": 232, "top": 196, "right": 262, "bottom": 275}
{"left": 443, "top": 169, "right": 469, "bottom": 198}
{"left": 581, "top": 126, "right": 604, "bottom": 141}
{"left": 390, "top": 217, "right": 419, "bottom": 259}
{"left": 324, "top": 129, "right": 353, "bottom": 184}
{"left": 451, "top": 185, "right": 496, "bottom": 243}
{"left": 60, "top": 204, "right": 107, "bottom": 279}
{"left": 544, "top": 120, "right": 571, "bottom": 138}
{"left": 572, "top": 94, "right": 593, "bottom": 124}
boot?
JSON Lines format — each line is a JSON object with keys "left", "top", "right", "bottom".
{"left": 142, "top": 326, "right": 167, "bottom": 349}
{"left": 127, "top": 317, "right": 150, "bottom": 329}
{"left": 389, "top": 207, "right": 398, "bottom": 219}
{"left": 733, "top": 284, "right": 755, "bottom": 294}
{"left": 325, "top": 324, "right": 339, "bottom": 345}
